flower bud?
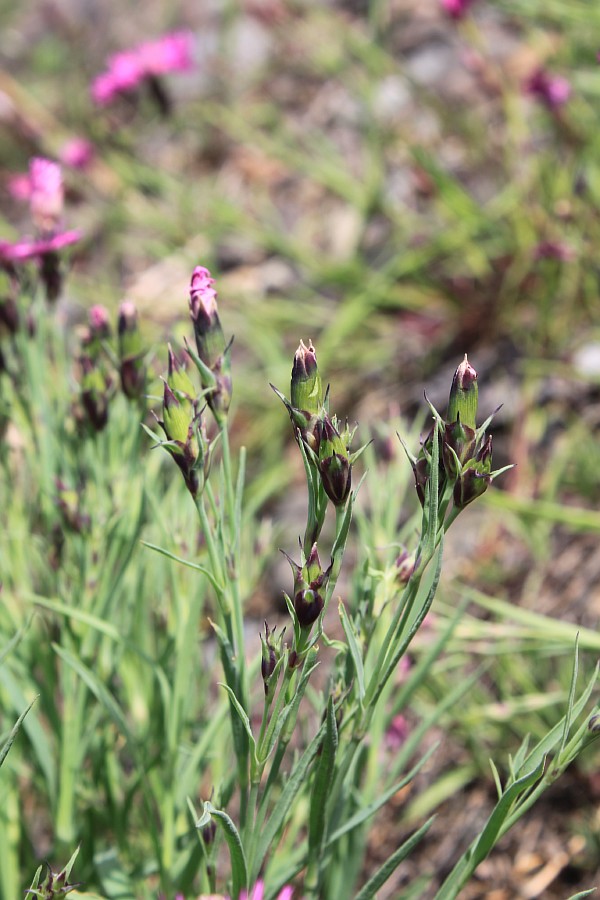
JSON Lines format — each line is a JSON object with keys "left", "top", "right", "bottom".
{"left": 118, "top": 301, "right": 146, "bottom": 400}
{"left": 291, "top": 340, "right": 322, "bottom": 416}
{"left": 188, "top": 265, "right": 232, "bottom": 422}
{"left": 80, "top": 355, "right": 111, "bottom": 431}
{"left": 284, "top": 543, "right": 329, "bottom": 630}
{"left": 447, "top": 355, "right": 478, "bottom": 429}
{"left": 453, "top": 436, "right": 493, "bottom": 509}
{"left": 442, "top": 419, "right": 476, "bottom": 480}
{"left": 260, "top": 621, "right": 285, "bottom": 698}
{"left": 155, "top": 352, "right": 210, "bottom": 497}
{"left": 316, "top": 415, "right": 352, "bottom": 506}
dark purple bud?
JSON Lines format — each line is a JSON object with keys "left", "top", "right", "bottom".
{"left": 317, "top": 416, "right": 352, "bottom": 506}
{"left": 294, "top": 587, "right": 324, "bottom": 628}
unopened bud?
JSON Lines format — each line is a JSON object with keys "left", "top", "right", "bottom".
{"left": 316, "top": 416, "right": 352, "bottom": 506}
{"left": 188, "top": 265, "right": 232, "bottom": 422}
{"left": 447, "top": 355, "right": 478, "bottom": 429}
{"left": 291, "top": 339, "right": 322, "bottom": 415}
{"left": 118, "top": 301, "right": 146, "bottom": 400}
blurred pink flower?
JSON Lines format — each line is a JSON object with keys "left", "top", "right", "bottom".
{"left": 7, "top": 173, "right": 32, "bottom": 201}
{"left": 441, "top": 0, "right": 475, "bottom": 19}
{"left": 525, "top": 68, "right": 571, "bottom": 109}
{"left": 138, "top": 31, "right": 195, "bottom": 76}
{"left": 91, "top": 31, "right": 195, "bottom": 106}
{"left": 0, "top": 230, "right": 81, "bottom": 263}
{"left": 59, "top": 137, "right": 95, "bottom": 170}
{"left": 29, "top": 157, "right": 64, "bottom": 232}
{"left": 238, "top": 882, "right": 293, "bottom": 900}
{"left": 385, "top": 714, "right": 409, "bottom": 751}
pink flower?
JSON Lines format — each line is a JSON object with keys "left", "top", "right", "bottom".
{"left": 385, "top": 714, "right": 409, "bottom": 751}
{"left": 59, "top": 138, "right": 95, "bottom": 170}
{"left": 29, "top": 157, "right": 64, "bottom": 232}
{"left": 525, "top": 68, "right": 571, "bottom": 109}
{"left": 441, "top": 0, "right": 475, "bottom": 19}
{"left": 0, "top": 230, "right": 81, "bottom": 263}
{"left": 7, "top": 173, "right": 32, "bottom": 202}
{"left": 89, "top": 304, "right": 111, "bottom": 338}
{"left": 189, "top": 265, "right": 218, "bottom": 319}
{"left": 91, "top": 31, "right": 195, "bottom": 106}
{"left": 238, "top": 881, "right": 293, "bottom": 900}
{"left": 137, "top": 31, "right": 195, "bottom": 76}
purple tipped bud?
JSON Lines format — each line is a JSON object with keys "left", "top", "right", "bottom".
{"left": 260, "top": 621, "right": 285, "bottom": 697}
{"left": 188, "top": 265, "right": 232, "bottom": 422}
{"left": 447, "top": 355, "right": 478, "bottom": 429}
{"left": 89, "top": 304, "right": 111, "bottom": 340}
{"left": 291, "top": 339, "right": 322, "bottom": 415}
{"left": 118, "top": 301, "right": 146, "bottom": 400}
{"left": 316, "top": 416, "right": 352, "bottom": 506}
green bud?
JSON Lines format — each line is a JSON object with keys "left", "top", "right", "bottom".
{"left": 453, "top": 436, "right": 492, "bottom": 509}
{"left": 291, "top": 340, "right": 322, "bottom": 415}
{"left": 447, "top": 355, "right": 478, "bottom": 429}
{"left": 162, "top": 382, "right": 192, "bottom": 445}
{"left": 283, "top": 543, "right": 329, "bottom": 630}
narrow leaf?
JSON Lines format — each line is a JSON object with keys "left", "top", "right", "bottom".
{"left": 339, "top": 601, "right": 365, "bottom": 701}
{"left": 354, "top": 816, "right": 435, "bottom": 900}
{"left": 0, "top": 696, "right": 37, "bottom": 769}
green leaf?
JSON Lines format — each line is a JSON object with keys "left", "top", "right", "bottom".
{"left": 141, "top": 541, "right": 223, "bottom": 592}
{"left": 308, "top": 696, "right": 339, "bottom": 862}
{"left": 559, "top": 634, "right": 579, "bottom": 760}
{"left": 252, "top": 716, "right": 328, "bottom": 881}
{"left": 195, "top": 800, "right": 248, "bottom": 899}
{"left": 326, "top": 742, "right": 438, "bottom": 846}
{"left": 0, "top": 696, "right": 37, "bottom": 769}
{"left": 338, "top": 601, "right": 365, "bottom": 702}
{"left": 354, "top": 816, "right": 435, "bottom": 900}
{"left": 219, "top": 683, "right": 257, "bottom": 760}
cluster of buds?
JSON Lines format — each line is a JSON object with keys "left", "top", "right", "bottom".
{"left": 408, "top": 355, "right": 511, "bottom": 513}
{"left": 283, "top": 542, "right": 331, "bottom": 631}
{"left": 151, "top": 346, "right": 211, "bottom": 498}
{"left": 73, "top": 302, "right": 147, "bottom": 433}
{"left": 260, "top": 621, "right": 286, "bottom": 698}
{"left": 188, "top": 266, "right": 232, "bottom": 426}
{"left": 25, "top": 861, "right": 82, "bottom": 898}
{"left": 273, "top": 339, "right": 364, "bottom": 509}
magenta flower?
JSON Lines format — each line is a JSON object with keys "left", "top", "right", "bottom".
{"left": 385, "top": 714, "right": 409, "bottom": 751}
{"left": 238, "top": 881, "right": 293, "bottom": 900}
{"left": 137, "top": 31, "right": 195, "bottom": 76}
{"left": 189, "top": 265, "right": 218, "bottom": 319}
{"left": 59, "top": 138, "right": 95, "bottom": 170}
{"left": 441, "top": 0, "right": 475, "bottom": 19}
{"left": 29, "top": 157, "right": 64, "bottom": 233}
{"left": 7, "top": 173, "right": 32, "bottom": 202}
{"left": 0, "top": 230, "right": 81, "bottom": 263}
{"left": 91, "top": 30, "right": 195, "bottom": 106}
{"left": 525, "top": 67, "right": 571, "bottom": 109}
